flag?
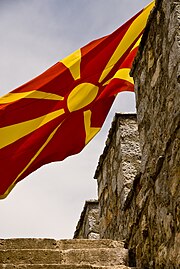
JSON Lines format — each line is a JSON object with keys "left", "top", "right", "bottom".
{"left": 0, "top": 1, "right": 154, "bottom": 199}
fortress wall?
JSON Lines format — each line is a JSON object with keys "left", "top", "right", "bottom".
{"left": 73, "top": 200, "right": 100, "bottom": 239}
{"left": 94, "top": 0, "right": 180, "bottom": 268}
{"left": 130, "top": 0, "right": 180, "bottom": 267}
{"left": 94, "top": 114, "right": 141, "bottom": 242}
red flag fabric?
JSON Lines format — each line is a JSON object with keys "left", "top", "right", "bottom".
{"left": 0, "top": 1, "right": 154, "bottom": 198}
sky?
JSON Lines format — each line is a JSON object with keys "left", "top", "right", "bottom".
{"left": 0, "top": 0, "right": 151, "bottom": 239}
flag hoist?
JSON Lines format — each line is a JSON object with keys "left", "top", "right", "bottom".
{"left": 0, "top": 1, "right": 154, "bottom": 198}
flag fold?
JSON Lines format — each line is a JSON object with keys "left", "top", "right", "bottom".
{"left": 0, "top": 1, "right": 154, "bottom": 199}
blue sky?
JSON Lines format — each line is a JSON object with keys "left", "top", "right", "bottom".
{"left": 0, "top": 0, "right": 151, "bottom": 239}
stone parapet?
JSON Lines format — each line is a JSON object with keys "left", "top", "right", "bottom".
{"left": 73, "top": 200, "right": 100, "bottom": 239}
{"left": 94, "top": 113, "right": 141, "bottom": 242}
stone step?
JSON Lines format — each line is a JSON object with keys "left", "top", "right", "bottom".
{"left": 0, "top": 249, "right": 61, "bottom": 265}
{"left": 0, "top": 247, "right": 128, "bottom": 266}
{"left": 0, "top": 265, "right": 134, "bottom": 269}
{"left": 0, "top": 239, "right": 124, "bottom": 251}
{"left": 0, "top": 239, "right": 131, "bottom": 268}
{"left": 60, "top": 239, "right": 124, "bottom": 251}
{"left": 62, "top": 247, "right": 128, "bottom": 266}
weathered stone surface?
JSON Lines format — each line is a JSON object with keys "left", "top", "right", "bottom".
{"left": 0, "top": 248, "right": 127, "bottom": 266}
{"left": 94, "top": 114, "right": 141, "bottom": 240}
{"left": 93, "top": 0, "right": 179, "bottom": 269}
{"left": 0, "top": 239, "right": 129, "bottom": 267}
{"left": 0, "top": 238, "right": 58, "bottom": 250}
{"left": 0, "top": 238, "right": 124, "bottom": 250}
{"left": 59, "top": 239, "right": 124, "bottom": 250}
{"left": 130, "top": 0, "right": 180, "bottom": 268}
{"left": 62, "top": 248, "right": 128, "bottom": 266}
{"left": 0, "top": 265, "right": 133, "bottom": 269}
{"left": 74, "top": 200, "right": 100, "bottom": 239}
{"left": 0, "top": 249, "right": 62, "bottom": 264}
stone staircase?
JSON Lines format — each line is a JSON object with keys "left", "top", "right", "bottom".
{"left": 0, "top": 239, "right": 135, "bottom": 268}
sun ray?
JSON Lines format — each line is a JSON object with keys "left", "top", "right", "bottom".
{"left": 0, "top": 91, "right": 64, "bottom": 104}
{"left": 0, "top": 121, "right": 63, "bottom": 199}
{"left": 98, "top": 1, "right": 154, "bottom": 83}
{"left": 84, "top": 110, "right": 100, "bottom": 144}
{"left": 103, "top": 68, "right": 134, "bottom": 86}
{"left": 60, "top": 49, "right": 81, "bottom": 80}
{"left": 0, "top": 108, "right": 65, "bottom": 149}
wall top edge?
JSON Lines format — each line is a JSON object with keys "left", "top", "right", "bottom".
{"left": 94, "top": 113, "right": 137, "bottom": 179}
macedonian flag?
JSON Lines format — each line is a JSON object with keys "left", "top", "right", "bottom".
{"left": 0, "top": 1, "right": 154, "bottom": 199}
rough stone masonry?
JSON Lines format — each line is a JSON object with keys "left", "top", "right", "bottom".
{"left": 94, "top": 113, "right": 141, "bottom": 242}
{"left": 131, "top": 0, "right": 180, "bottom": 267}
{"left": 93, "top": 0, "right": 179, "bottom": 268}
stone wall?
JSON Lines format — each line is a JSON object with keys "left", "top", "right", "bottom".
{"left": 73, "top": 200, "right": 100, "bottom": 239}
{"left": 130, "top": 0, "right": 180, "bottom": 267}
{"left": 93, "top": 0, "right": 180, "bottom": 268}
{"left": 94, "top": 113, "right": 141, "bottom": 241}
